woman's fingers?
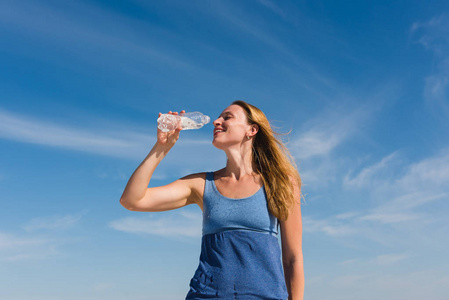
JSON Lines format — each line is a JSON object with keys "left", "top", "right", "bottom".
{"left": 164, "top": 110, "right": 184, "bottom": 115}
{"left": 158, "top": 110, "right": 184, "bottom": 134}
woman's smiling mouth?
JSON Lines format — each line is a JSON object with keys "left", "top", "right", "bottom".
{"left": 214, "top": 128, "right": 226, "bottom": 135}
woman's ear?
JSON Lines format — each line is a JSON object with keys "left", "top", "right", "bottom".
{"left": 251, "top": 124, "right": 259, "bottom": 136}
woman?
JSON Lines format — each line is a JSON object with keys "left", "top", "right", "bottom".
{"left": 120, "top": 101, "right": 304, "bottom": 300}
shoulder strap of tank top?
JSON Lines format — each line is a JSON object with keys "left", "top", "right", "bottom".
{"left": 203, "top": 172, "right": 214, "bottom": 198}
{"left": 206, "top": 171, "right": 214, "bottom": 182}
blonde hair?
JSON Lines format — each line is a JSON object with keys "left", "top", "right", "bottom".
{"left": 232, "top": 100, "right": 301, "bottom": 221}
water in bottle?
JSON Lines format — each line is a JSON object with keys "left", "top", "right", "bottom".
{"left": 157, "top": 111, "right": 210, "bottom": 132}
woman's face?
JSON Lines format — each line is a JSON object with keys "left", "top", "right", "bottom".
{"left": 212, "top": 104, "right": 252, "bottom": 149}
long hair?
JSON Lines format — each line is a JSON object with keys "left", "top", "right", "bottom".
{"left": 232, "top": 100, "right": 301, "bottom": 221}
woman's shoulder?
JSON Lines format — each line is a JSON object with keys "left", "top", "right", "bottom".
{"left": 179, "top": 172, "right": 209, "bottom": 207}
{"left": 180, "top": 172, "right": 208, "bottom": 193}
{"left": 180, "top": 172, "right": 207, "bottom": 183}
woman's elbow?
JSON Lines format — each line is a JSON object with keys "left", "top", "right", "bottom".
{"left": 120, "top": 197, "right": 137, "bottom": 211}
{"left": 283, "top": 253, "right": 304, "bottom": 267}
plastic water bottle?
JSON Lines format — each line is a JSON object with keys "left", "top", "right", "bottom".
{"left": 157, "top": 111, "right": 211, "bottom": 132}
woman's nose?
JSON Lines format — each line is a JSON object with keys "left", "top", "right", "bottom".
{"left": 213, "top": 118, "right": 221, "bottom": 127}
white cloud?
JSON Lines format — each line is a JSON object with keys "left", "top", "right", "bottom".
{"left": 92, "top": 283, "right": 113, "bottom": 292}
{"left": 211, "top": 1, "right": 293, "bottom": 59}
{"left": 306, "top": 269, "right": 449, "bottom": 300}
{"left": 302, "top": 216, "right": 358, "bottom": 236}
{"left": 0, "top": 108, "right": 149, "bottom": 158}
{"left": 358, "top": 212, "right": 423, "bottom": 224}
{"left": 109, "top": 209, "right": 202, "bottom": 238}
{"left": 411, "top": 15, "right": 449, "bottom": 56}
{"left": 396, "top": 148, "right": 449, "bottom": 191}
{"left": 337, "top": 258, "right": 362, "bottom": 265}
{"left": 0, "top": 212, "right": 87, "bottom": 263}
{"left": 343, "top": 148, "right": 449, "bottom": 207}
{"left": 376, "top": 191, "right": 447, "bottom": 212}
{"left": 320, "top": 270, "right": 447, "bottom": 300}
{"left": 335, "top": 212, "right": 359, "bottom": 220}
{"left": 290, "top": 110, "right": 359, "bottom": 160}
{"left": 258, "top": 0, "right": 288, "bottom": 20}
{"left": 298, "top": 144, "right": 449, "bottom": 261}
{"left": 0, "top": 231, "right": 48, "bottom": 250}
{"left": 337, "top": 253, "right": 410, "bottom": 267}
{"left": 306, "top": 258, "right": 449, "bottom": 300}
{"left": 0, "top": 0, "right": 192, "bottom": 70}
{"left": 0, "top": 231, "right": 59, "bottom": 262}
{"left": 291, "top": 129, "right": 344, "bottom": 159}
{"left": 412, "top": 15, "right": 449, "bottom": 116}
{"left": 290, "top": 98, "right": 381, "bottom": 162}
{"left": 0, "top": 108, "right": 212, "bottom": 163}
{"left": 22, "top": 211, "right": 86, "bottom": 232}
{"left": 376, "top": 252, "right": 411, "bottom": 265}
{"left": 210, "top": 0, "right": 341, "bottom": 93}
{"left": 330, "top": 274, "right": 371, "bottom": 288}
{"left": 290, "top": 100, "right": 386, "bottom": 190}
{"left": 343, "top": 151, "right": 399, "bottom": 189}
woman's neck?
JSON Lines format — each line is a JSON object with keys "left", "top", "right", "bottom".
{"left": 222, "top": 147, "right": 255, "bottom": 180}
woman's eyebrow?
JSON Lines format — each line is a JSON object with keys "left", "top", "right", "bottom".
{"left": 219, "top": 111, "right": 233, "bottom": 117}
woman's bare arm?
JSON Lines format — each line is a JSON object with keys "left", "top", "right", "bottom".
{"left": 119, "top": 110, "right": 204, "bottom": 212}
{"left": 280, "top": 178, "right": 304, "bottom": 300}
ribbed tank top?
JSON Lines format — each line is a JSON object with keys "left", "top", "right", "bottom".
{"left": 186, "top": 172, "right": 288, "bottom": 300}
{"left": 202, "top": 172, "right": 279, "bottom": 236}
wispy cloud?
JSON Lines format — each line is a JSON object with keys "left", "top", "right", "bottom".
{"left": 0, "top": 108, "right": 212, "bottom": 163}
{"left": 0, "top": 231, "right": 48, "bottom": 250}
{"left": 290, "top": 99, "right": 385, "bottom": 189}
{"left": 0, "top": 108, "right": 150, "bottom": 158}
{"left": 307, "top": 268, "right": 449, "bottom": 300}
{"left": 1, "top": 212, "right": 87, "bottom": 263}
{"left": 330, "top": 274, "right": 371, "bottom": 288}
{"left": 302, "top": 216, "right": 358, "bottom": 236}
{"left": 109, "top": 209, "right": 202, "bottom": 238}
{"left": 411, "top": 14, "right": 449, "bottom": 56}
{"left": 396, "top": 148, "right": 449, "bottom": 191}
{"left": 291, "top": 129, "right": 345, "bottom": 159}
{"left": 0, "top": 0, "right": 192, "bottom": 71}
{"left": 337, "top": 258, "right": 362, "bottom": 265}
{"left": 0, "top": 231, "right": 58, "bottom": 262}
{"left": 92, "top": 282, "right": 114, "bottom": 292}
{"left": 411, "top": 14, "right": 449, "bottom": 117}
{"left": 344, "top": 148, "right": 449, "bottom": 201}
{"left": 337, "top": 252, "right": 411, "bottom": 266}
{"left": 358, "top": 212, "right": 423, "bottom": 224}
{"left": 257, "top": 0, "right": 288, "bottom": 20}
{"left": 344, "top": 151, "right": 399, "bottom": 189}
{"left": 291, "top": 108, "right": 361, "bottom": 160}
{"left": 303, "top": 149, "right": 449, "bottom": 249}
{"left": 210, "top": 1, "right": 341, "bottom": 93}
{"left": 375, "top": 252, "right": 411, "bottom": 265}
{"left": 210, "top": 1, "right": 291, "bottom": 55}
{"left": 335, "top": 212, "right": 360, "bottom": 220}
{"left": 341, "top": 150, "right": 449, "bottom": 244}
{"left": 291, "top": 88, "right": 393, "bottom": 162}
{"left": 22, "top": 211, "right": 87, "bottom": 232}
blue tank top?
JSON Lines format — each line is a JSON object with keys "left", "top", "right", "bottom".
{"left": 185, "top": 172, "right": 288, "bottom": 300}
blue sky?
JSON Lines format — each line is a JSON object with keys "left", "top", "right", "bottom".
{"left": 1, "top": 0, "right": 449, "bottom": 299}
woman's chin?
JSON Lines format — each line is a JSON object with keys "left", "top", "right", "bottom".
{"left": 212, "top": 139, "right": 242, "bottom": 151}
{"left": 212, "top": 139, "right": 223, "bottom": 149}
{"left": 212, "top": 138, "right": 231, "bottom": 150}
